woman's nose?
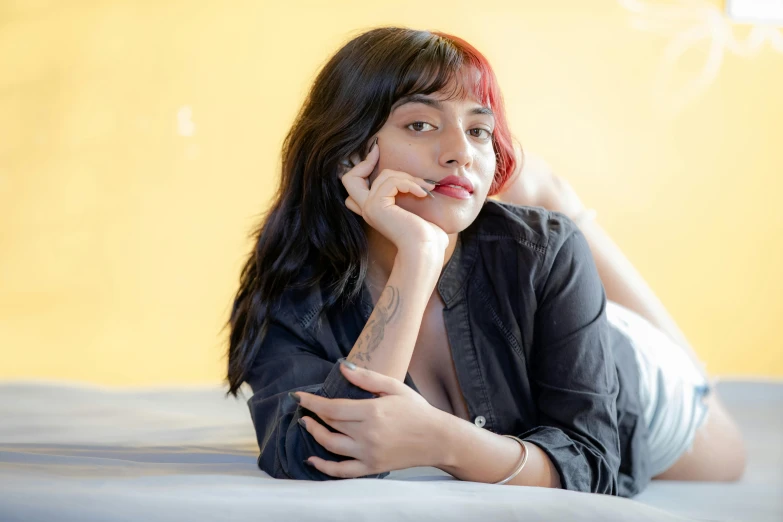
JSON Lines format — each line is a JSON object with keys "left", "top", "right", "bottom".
{"left": 438, "top": 126, "right": 472, "bottom": 169}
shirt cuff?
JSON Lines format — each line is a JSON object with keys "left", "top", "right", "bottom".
{"left": 519, "top": 425, "right": 617, "bottom": 495}
{"left": 320, "top": 360, "right": 379, "bottom": 400}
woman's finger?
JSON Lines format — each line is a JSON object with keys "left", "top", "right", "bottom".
{"left": 371, "top": 176, "right": 433, "bottom": 203}
{"left": 295, "top": 392, "right": 372, "bottom": 421}
{"left": 369, "top": 169, "right": 435, "bottom": 197}
{"left": 365, "top": 167, "right": 410, "bottom": 195}
{"left": 341, "top": 139, "right": 380, "bottom": 209}
{"left": 352, "top": 138, "right": 378, "bottom": 179}
{"left": 305, "top": 455, "right": 374, "bottom": 479}
{"left": 299, "top": 416, "right": 357, "bottom": 458}
{"left": 338, "top": 360, "right": 407, "bottom": 396}
{"left": 345, "top": 196, "right": 362, "bottom": 215}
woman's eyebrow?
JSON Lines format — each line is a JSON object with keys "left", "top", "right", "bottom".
{"left": 391, "top": 94, "right": 494, "bottom": 117}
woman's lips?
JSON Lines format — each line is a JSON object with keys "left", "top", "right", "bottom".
{"left": 422, "top": 177, "right": 474, "bottom": 200}
{"left": 431, "top": 184, "right": 472, "bottom": 200}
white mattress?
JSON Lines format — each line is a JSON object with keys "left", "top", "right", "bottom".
{"left": 0, "top": 379, "right": 780, "bottom": 522}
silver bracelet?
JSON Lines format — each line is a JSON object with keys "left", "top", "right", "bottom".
{"left": 494, "top": 435, "right": 530, "bottom": 485}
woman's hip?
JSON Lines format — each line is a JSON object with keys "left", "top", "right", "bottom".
{"left": 605, "top": 301, "right": 714, "bottom": 478}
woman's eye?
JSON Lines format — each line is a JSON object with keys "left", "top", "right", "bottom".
{"left": 407, "top": 121, "right": 435, "bottom": 132}
{"left": 469, "top": 128, "right": 492, "bottom": 139}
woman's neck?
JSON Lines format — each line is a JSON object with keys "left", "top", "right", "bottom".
{"left": 362, "top": 223, "right": 458, "bottom": 294}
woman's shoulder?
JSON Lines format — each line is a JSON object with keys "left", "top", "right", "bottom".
{"left": 265, "top": 262, "right": 323, "bottom": 327}
{"left": 472, "top": 200, "right": 580, "bottom": 258}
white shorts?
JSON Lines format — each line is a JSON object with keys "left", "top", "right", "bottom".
{"left": 606, "top": 301, "right": 713, "bottom": 478}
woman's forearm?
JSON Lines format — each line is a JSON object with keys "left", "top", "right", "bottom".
{"left": 432, "top": 411, "right": 562, "bottom": 488}
{"left": 345, "top": 251, "right": 440, "bottom": 382}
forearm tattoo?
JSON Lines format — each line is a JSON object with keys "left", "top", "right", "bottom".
{"left": 353, "top": 286, "right": 400, "bottom": 363}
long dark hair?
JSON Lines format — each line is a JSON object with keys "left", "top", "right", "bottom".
{"left": 224, "top": 26, "right": 517, "bottom": 397}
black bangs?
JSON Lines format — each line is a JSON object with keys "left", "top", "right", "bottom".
{"left": 393, "top": 36, "right": 487, "bottom": 106}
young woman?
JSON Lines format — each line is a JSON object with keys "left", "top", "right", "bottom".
{"left": 225, "top": 26, "right": 746, "bottom": 497}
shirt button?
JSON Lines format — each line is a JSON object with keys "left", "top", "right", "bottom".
{"left": 474, "top": 415, "right": 486, "bottom": 428}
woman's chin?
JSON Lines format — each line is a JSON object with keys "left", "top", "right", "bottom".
{"left": 417, "top": 212, "right": 475, "bottom": 236}
{"left": 398, "top": 198, "right": 481, "bottom": 236}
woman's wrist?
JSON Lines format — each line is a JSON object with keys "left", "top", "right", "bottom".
{"left": 430, "top": 412, "right": 562, "bottom": 488}
{"left": 395, "top": 247, "right": 444, "bottom": 281}
{"left": 426, "top": 407, "right": 461, "bottom": 468}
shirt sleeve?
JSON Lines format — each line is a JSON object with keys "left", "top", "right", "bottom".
{"left": 520, "top": 222, "right": 622, "bottom": 495}
{"left": 245, "top": 318, "right": 388, "bottom": 481}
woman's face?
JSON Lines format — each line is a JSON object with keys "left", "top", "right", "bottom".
{"left": 360, "top": 86, "right": 497, "bottom": 235}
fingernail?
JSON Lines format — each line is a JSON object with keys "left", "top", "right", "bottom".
{"left": 339, "top": 357, "right": 357, "bottom": 370}
{"left": 298, "top": 417, "right": 306, "bottom": 428}
{"left": 371, "top": 136, "right": 378, "bottom": 150}
{"left": 420, "top": 180, "right": 437, "bottom": 198}
{"left": 304, "top": 459, "right": 315, "bottom": 468}
{"left": 288, "top": 391, "right": 301, "bottom": 404}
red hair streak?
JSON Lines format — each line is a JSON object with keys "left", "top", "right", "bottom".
{"left": 431, "top": 31, "right": 517, "bottom": 196}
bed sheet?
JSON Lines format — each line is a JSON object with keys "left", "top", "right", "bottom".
{"left": 0, "top": 379, "right": 780, "bottom": 522}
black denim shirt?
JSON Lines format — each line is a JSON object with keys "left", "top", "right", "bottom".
{"left": 246, "top": 200, "right": 651, "bottom": 498}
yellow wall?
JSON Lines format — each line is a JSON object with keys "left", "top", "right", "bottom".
{"left": 1, "top": 0, "right": 781, "bottom": 385}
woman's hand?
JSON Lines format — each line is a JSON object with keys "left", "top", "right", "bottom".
{"left": 340, "top": 138, "right": 449, "bottom": 257}
{"left": 494, "top": 142, "right": 586, "bottom": 218}
{"left": 293, "top": 361, "right": 445, "bottom": 478}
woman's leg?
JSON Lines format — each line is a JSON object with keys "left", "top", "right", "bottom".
{"left": 574, "top": 218, "right": 749, "bottom": 481}
{"left": 607, "top": 301, "right": 748, "bottom": 482}
{"left": 652, "top": 391, "right": 747, "bottom": 481}
{"left": 492, "top": 150, "right": 706, "bottom": 377}
{"left": 493, "top": 149, "right": 747, "bottom": 481}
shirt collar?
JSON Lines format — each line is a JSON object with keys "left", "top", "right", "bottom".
{"left": 437, "top": 220, "right": 479, "bottom": 308}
